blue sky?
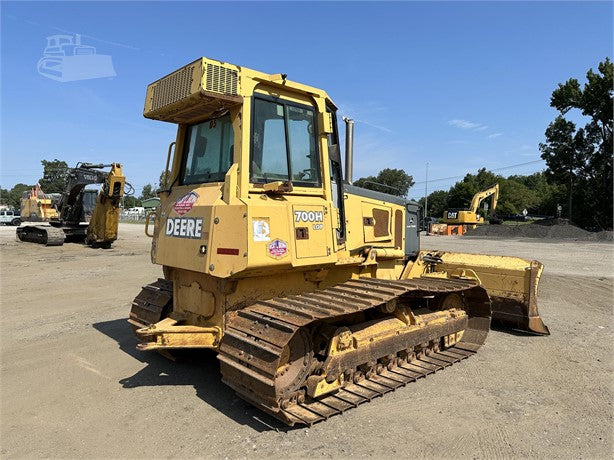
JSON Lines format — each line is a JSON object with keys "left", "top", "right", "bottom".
{"left": 1, "top": 1, "right": 612, "bottom": 200}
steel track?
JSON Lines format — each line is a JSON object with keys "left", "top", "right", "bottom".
{"left": 218, "top": 277, "right": 491, "bottom": 426}
{"left": 16, "top": 225, "right": 65, "bottom": 246}
{"left": 129, "top": 278, "right": 173, "bottom": 329}
{"left": 129, "top": 277, "right": 491, "bottom": 426}
{"left": 242, "top": 344, "right": 477, "bottom": 426}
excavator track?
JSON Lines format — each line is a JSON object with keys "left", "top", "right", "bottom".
{"left": 16, "top": 225, "right": 65, "bottom": 246}
{"left": 218, "top": 277, "right": 491, "bottom": 426}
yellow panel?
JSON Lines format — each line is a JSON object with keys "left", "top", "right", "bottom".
{"left": 293, "top": 205, "right": 329, "bottom": 258}
{"left": 209, "top": 204, "right": 249, "bottom": 277}
{"left": 154, "top": 184, "right": 218, "bottom": 273}
{"left": 361, "top": 202, "right": 392, "bottom": 243}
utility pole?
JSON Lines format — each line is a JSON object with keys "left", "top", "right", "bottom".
{"left": 424, "top": 162, "right": 429, "bottom": 220}
{"left": 568, "top": 165, "right": 573, "bottom": 222}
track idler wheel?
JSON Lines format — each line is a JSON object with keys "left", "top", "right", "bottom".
{"left": 274, "top": 329, "right": 313, "bottom": 401}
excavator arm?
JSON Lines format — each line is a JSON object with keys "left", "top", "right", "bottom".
{"left": 86, "top": 163, "right": 126, "bottom": 247}
{"left": 57, "top": 163, "right": 114, "bottom": 224}
{"left": 469, "top": 183, "right": 499, "bottom": 218}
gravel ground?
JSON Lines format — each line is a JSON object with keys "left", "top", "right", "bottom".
{"left": 1, "top": 224, "right": 612, "bottom": 458}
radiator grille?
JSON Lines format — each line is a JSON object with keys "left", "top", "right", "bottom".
{"left": 205, "top": 63, "right": 238, "bottom": 95}
{"left": 151, "top": 65, "right": 195, "bottom": 111}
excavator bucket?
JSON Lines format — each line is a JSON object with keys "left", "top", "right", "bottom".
{"left": 406, "top": 251, "right": 550, "bottom": 335}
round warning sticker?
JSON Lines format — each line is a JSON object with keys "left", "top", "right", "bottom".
{"left": 267, "top": 239, "right": 288, "bottom": 259}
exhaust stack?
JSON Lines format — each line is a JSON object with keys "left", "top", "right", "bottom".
{"left": 342, "top": 117, "right": 354, "bottom": 184}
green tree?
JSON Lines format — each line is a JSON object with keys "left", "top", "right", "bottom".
{"left": 539, "top": 58, "right": 613, "bottom": 228}
{"left": 417, "top": 169, "right": 570, "bottom": 222}
{"left": 446, "top": 168, "right": 539, "bottom": 218}
{"left": 446, "top": 169, "right": 500, "bottom": 210}
{"left": 39, "top": 159, "right": 69, "bottom": 193}
{"left": 498, "top": 179, "right": 536, "bottom": 215}
{"left": 509, "top": 172, "right": 566, "bottom": 216}
{"left": 123, "top": 195, "right": 142, "bottom": 208}
{"left": 7, "top": 183, "right": 33, "bottom": 209}
{"left": 354, "top": 168, "right": 414, "bottom": 197}
{"left": 139, "top": 184, "right": 156, "bottom": 200}
{"left": 0, "top": 187, "right": 9, "bottom": 206}
{"left": 419, "top": 190, "right": 449, "bottom": 218}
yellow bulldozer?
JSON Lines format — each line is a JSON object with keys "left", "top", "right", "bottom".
{"left": 130, "top": 57, "right": 549, "bottom": 426}
{"left": 20, "top": 184, "right": 60, "bottom": 222}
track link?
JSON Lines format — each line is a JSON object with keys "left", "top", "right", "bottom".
{"left": 218, "top": 277, "right": 491, "bottom": 426}
{"left": 256, "top": 346, "right": 475, "bottom": 426}
{"left": 129, "top": 279, "right": 173, "bottom": 330}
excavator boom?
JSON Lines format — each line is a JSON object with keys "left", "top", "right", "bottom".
{"left": 469, "top": 183, "right": 499, "bottom": 217}
{"left": 442, "top": 183, "right": 500, "bottom": 224}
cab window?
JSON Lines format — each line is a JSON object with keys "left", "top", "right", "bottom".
{"left": 251, "top": 97, "right": 320, "bottom": 187}
{"left": 181, "top": 114, "right": 234, "bottom": 185}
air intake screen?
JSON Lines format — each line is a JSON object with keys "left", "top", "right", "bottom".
{"left": 205, "top": 63, "right": 238, "bottom": 95}
{"left": 144, "top": 58, "right": 243, "bottom": 124}
{"left": 151, "top": 65, "right": 195, "bottom": 111}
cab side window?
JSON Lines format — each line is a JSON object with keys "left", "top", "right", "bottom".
{"left": 181, "top": 114, "right": 234, "bottom": 185}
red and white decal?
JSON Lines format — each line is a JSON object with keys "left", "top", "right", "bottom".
{"left": 267, "top": 239, "right": 288, "bottom": 259}
{"left": 173, "top": 191, "right": 199, "bottom": 216}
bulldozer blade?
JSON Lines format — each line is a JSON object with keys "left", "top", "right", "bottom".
{"left": 489, "top": 259, "right": 550, "bottom": 335}
{"left": 407, "top": 251, "right": 550, "bottom": 335}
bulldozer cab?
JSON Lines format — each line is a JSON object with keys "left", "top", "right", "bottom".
{"left": 146, "top": 59, "right": 349, "bottom": 277}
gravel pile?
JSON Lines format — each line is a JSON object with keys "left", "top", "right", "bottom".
{"left": 465, "top": 219, "right": 613, "bottom": 241}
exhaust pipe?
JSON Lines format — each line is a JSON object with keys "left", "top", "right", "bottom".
{"left": 342, "top": 117, "right": 354, "bottom": 184}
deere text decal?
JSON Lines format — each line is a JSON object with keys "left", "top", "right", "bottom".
{"left": 166, "top": 217, "right": 203, "bottom": 239}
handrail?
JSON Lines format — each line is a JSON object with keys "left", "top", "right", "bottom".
{"left": 144, "top": 211, "right": 156, "bottom": 237}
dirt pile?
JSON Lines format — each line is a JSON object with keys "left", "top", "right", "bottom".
{"left": 533, "top": 217, "right": 572, "bottom": 226}
{"left": 465, "top": 219, "right": 613, "bottom": 241}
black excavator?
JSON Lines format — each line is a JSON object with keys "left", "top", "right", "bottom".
{"left": 17, "top": 162, "right": 126, "bottom": 247}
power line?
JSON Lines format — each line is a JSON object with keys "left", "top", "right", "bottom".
{"left": 412, "top": 159, "right": 545, "bottom": 186}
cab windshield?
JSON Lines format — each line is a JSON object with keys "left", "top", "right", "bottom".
{"left": 180, "top": 114, "right": 234, "bottom": 185}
